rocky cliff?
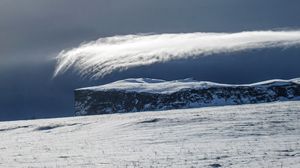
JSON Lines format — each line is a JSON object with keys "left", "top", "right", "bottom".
{"left": 74, "top": 78, "right": 300, "bottom": 116}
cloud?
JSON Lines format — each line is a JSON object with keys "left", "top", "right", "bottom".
{"left": 54, "top": 30, "right": 300, "bottom": 79}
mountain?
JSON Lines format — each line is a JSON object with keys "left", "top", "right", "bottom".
{"left": 74, "top": 78, "right": 300, "bottom": 116}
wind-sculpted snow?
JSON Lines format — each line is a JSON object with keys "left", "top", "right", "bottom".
{"left": 75, "top": 78, "right": 300, "bottom": 115}
{"left": 54, "top": 30, "right": 300, "bottom": 79}
{"left": 0, "top": 101, "right": 299, "bottom": 167}
{"left": 77, "top": 77, "right": 300, "bottom": 94}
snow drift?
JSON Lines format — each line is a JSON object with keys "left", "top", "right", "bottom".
{"left": 54, "top": 30, "right": 300, "bottom": 79}
{"left": 1, "top": 101, "right": 300, "bottom": 167}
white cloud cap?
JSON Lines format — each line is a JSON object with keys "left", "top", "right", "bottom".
{"left": 54, "top": 30, "right": 300, "bottom": 79}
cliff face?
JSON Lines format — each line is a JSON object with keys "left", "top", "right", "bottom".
{"left": 74, "top": 78, "right": 300, "bottom": 116}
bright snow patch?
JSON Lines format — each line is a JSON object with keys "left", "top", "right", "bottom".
{"left": 0, "top": 101, "right": 299, "bottom": 167}
{"left": 77, "top": 77, "right": 300, "bottom": 94}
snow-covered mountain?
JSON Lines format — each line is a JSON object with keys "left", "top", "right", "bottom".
{"left": 75, "top": 78, "right": 300, "bottom": 116}
{"left": 0, "top": 101, "right": 299, "bottom": 167}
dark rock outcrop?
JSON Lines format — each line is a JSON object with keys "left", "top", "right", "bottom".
{"left": 74, "top": 78, "right": 300, "bottom": 116}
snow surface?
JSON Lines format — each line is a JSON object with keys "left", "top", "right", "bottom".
{"left": 76, "top": 78, "right": 300, "bottom": 94}
{"left": 0, "top": 101, "right": 300, "bottom": 167}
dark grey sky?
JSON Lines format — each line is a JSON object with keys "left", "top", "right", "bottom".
{"left": 1, "top": 0, "right": 300, "bottom": 121}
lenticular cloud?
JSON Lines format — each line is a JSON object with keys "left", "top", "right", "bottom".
{"left": 54, "top": 30, "right": 300, "bottom": 79}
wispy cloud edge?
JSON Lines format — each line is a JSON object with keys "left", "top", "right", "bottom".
{"left": 54, "top": 30, "right": 300, "bottom": 79}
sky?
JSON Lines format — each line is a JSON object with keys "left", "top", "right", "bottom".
{"left": 1, "top": 0, "right": 300, "bottom": 121}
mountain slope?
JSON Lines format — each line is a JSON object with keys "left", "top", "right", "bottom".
{"left": 75, "top": 78, "right": 300, "bottom": 116}
{"left": 0, "top": 101, "right": 299, "bottom": 167}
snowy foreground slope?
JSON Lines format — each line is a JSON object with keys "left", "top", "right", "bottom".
{"left": 0, "top": 101, "right": 300, "bottom": 168}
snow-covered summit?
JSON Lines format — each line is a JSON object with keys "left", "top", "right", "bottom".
{"left": 75, "top": 77, "right": 300, "bottom": 116}
{"left": 77, "top": 78, "right": 228, "bottom": 94}
{"left": 77, "top": 77, "right": 300, "bottom": 94}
